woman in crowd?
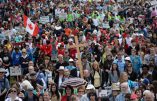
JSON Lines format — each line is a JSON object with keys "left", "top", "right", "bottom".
{"left": 5, "top": 87, "right": 22, "bottom": 101}
{"left": 61, "top": 85, "right": 74, "bottom": 101}
{"left": 91, "top": 61, "right": 108, "bottom": 89}
{"left": 109, "top": 63, "right": 120, "bottom": 84}
{"left": 49, "top": 82, "right": 61, "bottom": 101}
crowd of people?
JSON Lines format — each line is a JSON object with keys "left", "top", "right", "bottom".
{"left": 0, "top": 0, "right": 157, "bottom": 101}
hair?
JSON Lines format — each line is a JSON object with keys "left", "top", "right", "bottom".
{"left": 65, "top": 85, "right": 74, "bottom": 94}
{"left": 87, "top": 92, "right": 97, "bottom": 101}
{"left": 92, "top": 61, "right": 100, "bottom": 71}
{"left": 50, "top": 83, "right": 60, "bottom": 100}
{"left": 119, "top": 72, "right": 128, "bottom": 83}
{"left": 111, "top": 63, "right": 120, "bottom": 77}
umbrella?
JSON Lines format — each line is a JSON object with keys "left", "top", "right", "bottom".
{"left": 61, "top": 78, "right": 87, "bottom": 87}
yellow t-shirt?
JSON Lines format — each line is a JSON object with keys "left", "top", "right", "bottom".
{"left": 94, "top": 71, "right": 101, "bottom": 87}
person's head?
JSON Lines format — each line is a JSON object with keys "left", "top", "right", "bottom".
{"left": 88, "top": 92, "right": 97, "bottom": 101}
{"left": 65, "top": 85, "right": 74, "bottom": 96}
{"left": 92, "top": 61, "right": 99, "bottom": 71}
{"left": 120, "top": 72, "right": 128, "bottom": 83}
{"left": 44, "top": 56, "right": 50, "bottom": 64}
{"left": 120, "top": 82, "right": 129, "bottom": 94}
{"left": 142, "top": 65, "right": 149, "bottom": 74}
{"left": 57, "top": 66, "right": 64, "bottom": 75}
{"left": 28, "top": 61, "right": 34, "bottom": 67}
{"left": 107, "top": 54, "right": 112, "bottom": 60}
{"left": 43, "top": 91, "right": 50, "bottom": 101}
{"left": 8, "top": 87, "right": 18, "bottom": 98}
{"left": 83, "top": 70, "right": 90, "bottom": 78}
{"left": 28, "top": 66, "right": 34, "bottom": 73}
{"left": 143, "top": 90, "right": 154, "bottom": 101}
{"left": 86, "top": 84, "right": 95, "bottom": 94}
{"left": 22, "top": 48, "right": 27, "bottom": 56}
{"left": 131, "top": 49, "right": 136, "bottom": 56}
{"left": 0, "top": 68, "right": 6, "bottom": 79}
{"left": 126, "top": 63, "right": 133, "bottom": 73}
{"left": 135, "top": 88, "right": 142, "bottom": 99}
{"left": 15, "top": 47, "right": 19, "bottom": 53}
{"left": 69, "top": 58, "right": 74, "bottom": 66}
{"left": 125, "top": 57, "right": 131, "bottom": 65}
{"left": 0, "top": 58, "right": 3, "bottom": 65}
{"left": 112, "top": 82, "right": 120, "bottom": 96}
{"left": 78, "top": 86, "right": 85, "bottom": 97}
{"left": 117, "top": 51, "right": 122, "bottom": 59}
{"left": 64, "top": 69, "right": 70, "bottom": 77}
{"left": 58, "top": 54, "right": 63, "bottom": 62}
{"left": 29, "top": 71, "right": 36, "bottom": 80}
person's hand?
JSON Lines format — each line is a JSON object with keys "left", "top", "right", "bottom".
{"left": 18, "top": 92, "right": 24, "bottom": 98}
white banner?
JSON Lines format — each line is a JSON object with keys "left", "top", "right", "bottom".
{"left": 10, "top": 66, "right": 21, "bottom": 76}
{"left": 39, "top": 16, "right": 50, "bottom": 24}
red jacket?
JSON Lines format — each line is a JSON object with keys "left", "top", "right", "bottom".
{"left": 61, "top": 95, "right": 68, "bottom": 101}
{"left": 41, "top": 44, "right": 52, "bottom": 56}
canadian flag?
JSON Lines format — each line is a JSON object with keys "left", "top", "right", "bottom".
{"left": 23, "top": 15, "right": 39, "bottom": 36}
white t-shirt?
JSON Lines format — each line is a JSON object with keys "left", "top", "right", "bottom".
{"left": 5, "top": 97, "right": 22, "bottom": 101}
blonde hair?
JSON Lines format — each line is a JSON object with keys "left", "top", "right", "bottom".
{"left": 119, "top": 72, "right": 128, "bottom": 83}
{"left": 92, "top": 61, "right": 100, "bottom": 70}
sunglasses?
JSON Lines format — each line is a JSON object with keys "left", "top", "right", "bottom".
{"left": 11, "top": 90, "right": 17, "bottom": 93}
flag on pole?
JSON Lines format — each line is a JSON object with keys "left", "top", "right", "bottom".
{"left": 23, "top": 15, "right": 39, "bottom": 36}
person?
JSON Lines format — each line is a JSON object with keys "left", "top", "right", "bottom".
{"left": 61, "top": 85, "right": 74, "bottom": 101}
{"left": 91, "top": 61, "right": 107, "bottom": 89}
{"left": 43, "top": 91, "right": 51, "bottom": 101}
{"left": 115, "top": 82, "right": 131, "bottom": 101}
{"left": 130, "top": 49, "right": 142, "bottom": 74}
{"left": 83, "top": 70, "right": 92, "bottom": 84}
{"left": 125, "top": 63, "right": 137, "bottom": 81}
{"left": 119, "top": 72, "right": 135, "bottom": 91}
{"left": 23, "top": 85, "right": 38, "bottom": 101}
{"left": 0, "top": 68, "right": 10, "bottom": 101}
{"left": 80, "top": 84, "right": 96, "bottom": 101}
{"left": 109, "top": 63, "right": 120, "bottom": 84}
{"left": 110, "top": 82, "right": 120, "bottom": 101}
{"left": 5, "top": 87, "right": 22, "bottom": 101}
{"left": 87, "top": 92, "right": 98, "bottom": 101}
{"left": 49, "top": 81, "right": 61, "bottom": 101}
{"left": 20, "top": 48, "right": 31, "bottom": 75}
{"left": 142, "top": 90, "right": 155, "bottom": 101}
{"left": 77, "top": 86, "right": 85, "bottom": 100}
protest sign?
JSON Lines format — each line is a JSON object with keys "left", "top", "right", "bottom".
{"left": 10, "top": 66, "right": 21, "bottom": 76}
{"left": 39, "top": 16, "right": 50, "bottom": 24}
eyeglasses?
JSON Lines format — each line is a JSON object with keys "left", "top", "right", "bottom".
{"left": 78, "top": 90, "right": 84, "bottom": 93}
{"left": 11, "top": 90, "right": 17, "bottom": 93}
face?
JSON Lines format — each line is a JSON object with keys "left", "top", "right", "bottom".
{"left": 45, "top": 59, "right": 49, "bottom": 64}
{"left": 66, "top": 87, "right": 72, "bottom": 96}
{"left": 144, "top": 94, "right": 153, "bottom": 101}
{"left": 120, "top": 85, "right": 128, "bottom": 94}
{"left": 122, "top": 73, "right": 128, "bottom": 81}
{"left": 28, "top": 67, "right": 34, "bottom": 73}
{"left": 112, "top": 64, "right": 117, "bottom": 70}
{"left": 0, "top": 72, "right": 4, "bottom": 78}
{"left": 10, "top": 88, "right": 17, "bottom": 96}
{"left": 28, "top": 61, "right": 34, "bottom": 66}
{"left": 143, "top": 67, "right": 148, "bottom": 74}
{"left": 43, "top": 92, "right": 50, "bottom": 101}
{"left": 78, "top": 88, "right": 85, "bottom": 96}
{"left": 51, "top": 85, "right": 56, "bottom": 92}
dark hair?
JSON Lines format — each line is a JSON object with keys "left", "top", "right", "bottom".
{"left": 142, "top": 64, "right": 149, "bottom": 70}
{"left": 111, "top": 63, "right": 120, "bottom": 77}
{"left": 50, "top": 84, "right": 60, "bottom": 100}
{"left": 87, "top": 92, "right": 97, "bottom": 100}
{"left": 65, "top": 85, "right": 74, "bottom": 94}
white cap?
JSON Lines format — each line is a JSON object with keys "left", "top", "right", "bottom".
{"left": 86, "top": 84, "right": 95, "bottom": 90}
{"left": 57, "top": 66, "right": 64, "bottom": 71}
{"left": 125, "top": 57, "right": 131, "bottom": 61}
{"left": 69, "top": 58, "right": 74, "bottom": 62}
{"left": 68, "top": 38, "right": 73, "bottom": 42}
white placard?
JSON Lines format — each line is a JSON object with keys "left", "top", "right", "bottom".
{"left": 39, "top": 16, "right": 50, "bottom": 24}
{"left": 10, "top": 66, "right": 21, "bottom": 76}
{"left": 117, "top": 0, "right": 124, "bottom": 2}
{"left": 98, "top": 90, "right": 107, "bottom": 97}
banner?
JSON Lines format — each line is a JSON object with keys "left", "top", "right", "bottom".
{"left": 39, "top": 16, "right": 50, "bottom": 24}
{"left": 10, "top": 66, "right": 21, "bottom": 76}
